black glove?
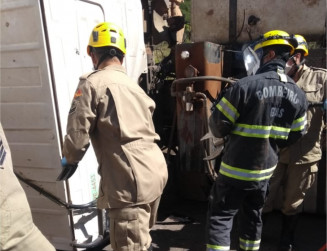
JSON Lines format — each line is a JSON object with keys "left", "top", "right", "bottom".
{"left": 56, "top": 157, "right": 78, "bottom": 181}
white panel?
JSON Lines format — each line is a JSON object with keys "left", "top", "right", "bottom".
{"left": 75, "top": 1, "right": 106, "bottom": 74}
{"left": 43, "top": 0, "right": 106, "bottom": 246}
{"left": 1, "top": 1, "right": 148, "bottom": 250}
{"left": 102, "top": 0, "right": 148, "bottom": 81}
{"left": 0, "top": 0, "right": 73, "bottom": 249}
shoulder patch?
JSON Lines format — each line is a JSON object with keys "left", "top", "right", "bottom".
{"left": 69, "top": 99, "right": 79, "bottom": 114}
{"left": 74, "top": 89, "right": 83, "bottom": 99}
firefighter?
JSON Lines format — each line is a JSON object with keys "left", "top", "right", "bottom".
{"left": 263, "top": 34, "right": 327, "bottom": 251}
{"left": 0, "top": 122, "right": 55, "bottom": 251}
{"left": 60, "top": 22, "right": 168, "bottom": 251}
{"left": 205, "top": 30, "right": 308, "bottom": 251}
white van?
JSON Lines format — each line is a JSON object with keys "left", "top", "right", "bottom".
{"left": 0, "top": 0, "right": 147, "bottom": 250}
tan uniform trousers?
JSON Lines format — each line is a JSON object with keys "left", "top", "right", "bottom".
{"left": 263, "top": 161, "right": 317, "bottom": 215}
{"left": 108, "top": 196, "right": 161, "bottom": 251}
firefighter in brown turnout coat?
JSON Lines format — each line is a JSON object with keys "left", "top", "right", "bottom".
{"left": 60, "top": 22, "right": 168, "bottom": 251}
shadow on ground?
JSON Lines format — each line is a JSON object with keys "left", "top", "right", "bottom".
{"left": 151, "top": 191, "right": 326, "bottom": 251}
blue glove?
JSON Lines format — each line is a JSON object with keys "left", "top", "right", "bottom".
{"left": 323, "top": 99, "right": 327, "bottom": 111}
{"left": 57, "top": 157, "right": 78, "bottom": 181}
{"left": 61, "top": 157, "right": 70, "bottom": 167}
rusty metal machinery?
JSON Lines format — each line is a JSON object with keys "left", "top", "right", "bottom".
{"left": 171, "top": 41, "right": 235, "bottom": 201}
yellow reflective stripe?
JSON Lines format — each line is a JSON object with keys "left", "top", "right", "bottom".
{"left": 220, "top": 162, "right": 276, "bottom": 181}
{"left": 239, "top": 238, "right": 261, "bottom": 251}
{"left": 291, "top": 114, "right": 307, "bottom": 131}
{"left": 216, "top": 97, "right": 240, "bottom": 123}
{"left": 206, "top": 244, "right": 230, "bottom": 251}
{"left": 232, "top": 123, "right": 290, "bottom": 139}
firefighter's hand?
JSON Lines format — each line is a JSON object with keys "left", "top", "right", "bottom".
{"left": 56, "top": 157, "right": 78, "bottom": 181}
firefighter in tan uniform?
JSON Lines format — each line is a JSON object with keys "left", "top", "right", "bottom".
{"left": 61, "top": 22, "right": 168, "bottom": 251}
{"left": 0, "top": 123, "right": 55, "bottom": 251}
{"left": 263, "top": 34, "right": 327, "bottom": 251}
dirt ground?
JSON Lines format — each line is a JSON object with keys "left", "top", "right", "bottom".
{"left": 104, "top": 153, "right": 326, "bottom": 251}
{"left": 151, "top": 196, "right": 326, "bottom": 251}
{"left": 104, "top": 191, "right": 326, "bottom": 251}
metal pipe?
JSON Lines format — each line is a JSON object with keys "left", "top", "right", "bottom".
{"left": 15, "top": 171, "right": 96, "bottom": 210}
{"left": 173, "top": 76, "right": 236, "bottom": 84}
{"left": 195, "top": 92, "right": 217, "bottom": 181}
{"left": 171, "top": 76, "right": 236, "bottom": 96}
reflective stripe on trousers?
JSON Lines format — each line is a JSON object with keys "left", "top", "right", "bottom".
{"left": 206, "top": 176, "right": 267, "bottom": 251}
{"left": 239, "top": 237, "right": 261, "bottom": 250}
{"left": 206, "top": 244, "right": 230, "bottom": 251}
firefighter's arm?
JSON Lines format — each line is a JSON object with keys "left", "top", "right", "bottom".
{"left": 209, "top": 85, "right": 240, "bottom": 138}
{"left": 62, "top": 79, "right": 98, "bottom": 165}
{"left": 280, "top": 100, "right": 309, "bottom": 148}
{"left": 209, "top": 109, "right": 233, "bottom": 138}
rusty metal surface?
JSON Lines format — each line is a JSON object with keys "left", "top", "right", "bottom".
{"left": 173, "top": 42, "right": 225, "bottom": 200}
{"left": 191, "top": 0, "right": 326, "bottom": 44}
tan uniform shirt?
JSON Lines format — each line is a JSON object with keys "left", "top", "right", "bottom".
{"left": 0, "top": 123, "right": 55, "bottom": 251}
{"left": 279, "top": 64, "right": 327, "bottom": 166}
{"left": 63, "top": 65, "right": 168, "bottom": 209}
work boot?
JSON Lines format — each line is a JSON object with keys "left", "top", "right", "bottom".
{"left": 279, "top": 214, "right": 299, "bottom": 251}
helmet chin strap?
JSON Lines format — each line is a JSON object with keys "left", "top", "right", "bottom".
{"left": 95, "top": 48, "right": 120, "bottom": 70}
{"left": 95, "top": 54, "right": 108, "bottom": 70}
{"left": 299, "top": 58, "right": 306, "bottom": 67}
{"left": 287, "top": 58, "right": 306, "bottom": 78}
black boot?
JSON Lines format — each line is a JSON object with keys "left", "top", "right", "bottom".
{"left": 279, "top": 214, "right": 299, "bottom": 251}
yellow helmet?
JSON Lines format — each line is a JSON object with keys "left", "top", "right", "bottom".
{"left": 254, "top": 30, "right": 295, "bottom": 55}
{"left": 87, "top": 22, "right": 126, "bottom": 56}
{"left": 293, "top": 34, "right": 309, "bottom": 56}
